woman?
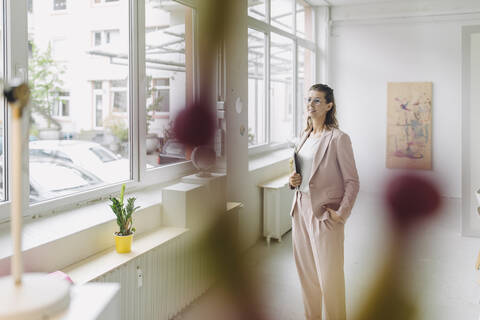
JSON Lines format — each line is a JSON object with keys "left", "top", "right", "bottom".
{"left": 289, "top": 84, "right": 359, "bottom": 320}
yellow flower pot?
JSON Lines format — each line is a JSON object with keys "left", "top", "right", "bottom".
{"left": 114, "top": 233, "right": 133, "bottom": 253}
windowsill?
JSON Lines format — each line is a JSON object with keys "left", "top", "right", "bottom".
{"left": 248, "top": 147, "right": 293, "bottom": 172}
{"left": 0, "top": 182, "right": 170, "bottom": 265}
{"left": 62, "top": 226, "right": 188, "bottom": 285}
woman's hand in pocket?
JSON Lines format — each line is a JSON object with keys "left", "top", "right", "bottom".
{"left": 289, "top": 172, "right": 302, "bottom": 188}
{"left": 322, "top": 206, "right": 345, "bottom": 224}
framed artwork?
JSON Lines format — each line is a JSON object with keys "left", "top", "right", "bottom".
{"left": 386, "top": 82, "right": 432, "bottom": 170}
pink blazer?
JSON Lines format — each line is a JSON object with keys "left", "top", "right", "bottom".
{"left": 289, "top": 128, "right": 360, "bottom": 223}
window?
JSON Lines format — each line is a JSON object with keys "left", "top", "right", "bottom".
{"left": 92, "top": 30, "right": 120, "bottom": 47}
{"left": 248, "top": 0, "right": 266, "bottom": 21}
{"left": 248, "top": 0, "right": 316, "bottom": 150}
{"left": 271, "top": 0, "right": 293, "bottom": 33}
{"left": 28, "top": 0, "right": 130, "bottom": 204}
{"left": 0, "top": 0, "right": 197, "bottom": 219}
{"left": 53, "top": 0, "right": 67, "bottom": 11}
{"left": 297, "top": 46, "right": 315, "bottom": 135}
{"left": 111, "top": 79, "right": 127, "bottom": 113}
{"left": 92, "top": 81, "right": 104, "bottom": 127}
{"left": 144, "top": 1, "right": 193, "bottom": 168}
{"left": 248, "top": 29, "right": 266, "bottom": 146}
{"left": 296, "top": 0, "right": 314, "bottom": 41}
{"left": 52, "top": 92, "right": 70, "bottom": 117}
{"left": 270, "top": 33, "right": 293, "bottom": 143}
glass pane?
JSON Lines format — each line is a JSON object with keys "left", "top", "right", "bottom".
{"left": 271, "top": 0, "right": 293, "bottom": 33}
{"left": 28, "top": 0, "right": 130, "bottom": 204}
{"left": 53, "top": 0, "right": 66, "bottom": 11}
{"left": 270, "top": 33, "right": 293, "bottom": 143}
{"left": 248, "top": 0, "right": 266, "bottom": 21}
{"left": 296, "top": 0, "right": 314, "bottom": 41}
{"left": 145, "top": 0, "right": 192, "bottom": 168}
{"left": 297, "top": 46, "right": 315, "bottom": 136}
{"left": 248, "top": 29, "right": 266, "bottom": 146}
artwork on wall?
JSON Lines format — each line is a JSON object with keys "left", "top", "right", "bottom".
{"left": 386, "top": 82, "right": 432, "bottom": 170}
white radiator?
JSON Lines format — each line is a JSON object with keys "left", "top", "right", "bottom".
{"left": 259, "top": 174, "right": 294, "bottom": 244}
{"left": 92, "top": 232, "right": 213, "bottom": 320}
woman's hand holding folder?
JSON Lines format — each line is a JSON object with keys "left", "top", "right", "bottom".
{"left": 289, "top": 172, "right": 302, "bottom": 188}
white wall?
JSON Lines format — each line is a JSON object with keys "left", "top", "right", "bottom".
{"left": 329, "top": 16, "right": 473, "bottom": 198}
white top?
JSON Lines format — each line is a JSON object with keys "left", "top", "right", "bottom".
{"left": 297, "top": 135, "right": 322, "bottom": 193}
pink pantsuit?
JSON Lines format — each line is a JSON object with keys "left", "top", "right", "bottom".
{"left": 289, "top": 128, "right": 360, "bottom": 320}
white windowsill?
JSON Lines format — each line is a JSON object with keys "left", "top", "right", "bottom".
{"left": 248, "top": 147, "right": 294, "bottom": 172}
{"left": 0, "top": 182, "right": 172, "bottom": 269}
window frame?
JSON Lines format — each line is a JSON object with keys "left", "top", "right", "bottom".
{"left": 0, "top": 0, "right": 198, "bottom": 221}
{"left": 247, "top": 0, "right": 317, "bottom": 154}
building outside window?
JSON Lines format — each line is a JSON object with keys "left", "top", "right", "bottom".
{"left": 28, "top": 0, "right": 131, "bottom": 204}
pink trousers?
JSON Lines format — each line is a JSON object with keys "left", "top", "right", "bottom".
{"left": 292, "top": 191, "right": 346, "bottom": 320}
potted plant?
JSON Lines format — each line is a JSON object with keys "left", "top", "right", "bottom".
{"left": 109, "top": 184, "right": 140, "bottom": 253}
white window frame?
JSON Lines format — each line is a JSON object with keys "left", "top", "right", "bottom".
{"left": 92, "top": 29, "right": 120, "bottom": 47}
{"left": 0, "top": 0, "right": 198, "bottom": 221}
{"left": 247, "top": 0, "right": 317, "bottom": 155}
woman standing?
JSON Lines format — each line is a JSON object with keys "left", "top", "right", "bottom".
{"left": 289, "top": 84, "right": 359, "bottom": 320}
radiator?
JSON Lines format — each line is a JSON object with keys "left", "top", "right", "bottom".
{"left": 259, "top": 174, "right": 294, "bottom": 244}
{"left": 92, "top": 232, "right": 213, "bottom": 320}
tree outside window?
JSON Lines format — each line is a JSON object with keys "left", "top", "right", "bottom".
{"left": 28, "top": 43, "right": 66, "bottom": 135}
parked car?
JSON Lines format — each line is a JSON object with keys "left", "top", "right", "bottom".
{"left": 0, "top": 157, "right": 103, "bottom": 203}
{"left": 29, "top": 158, "right": 104, "bottom": 203}
{"left": 29, "top": 140, "right": 129, "bottom": 183}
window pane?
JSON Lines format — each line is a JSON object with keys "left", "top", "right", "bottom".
{"left": 145, "top": 0, "right": 193, "bottom": 168}
{"left": 297, "top": 46, "right": 315, "bottom": 136}
{"left": 95, "top": 95, "right": 103, "bottom": 127}
{"left": 248, "top": 28, "right": 266, "bottom": 146}
{"left": 28, "top": 0, "right": 130, "bottom": 204}
{"left": 296, "top": 0, "right": 314, "bottom": 41}
{"left": 271, "top": 0, "right": 293, "bottom": 33}
{"left": 248, "top": 0, "right": 266, "bottom": 21}
{"left": 113, "top": 90, "right": 127, "bottom": 112}
{"left": 270, "top": 33, "right": 293, "bottom": 143}
{"left": 53, "top": 0, "right": 66, "bottom": 11}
